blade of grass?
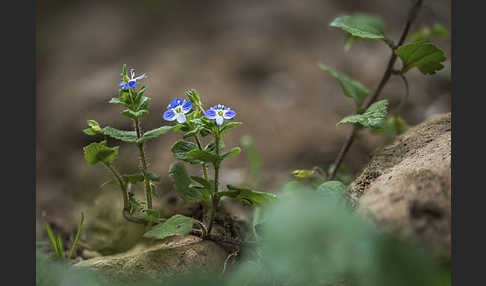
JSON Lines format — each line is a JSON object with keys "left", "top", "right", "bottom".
{"left": 56, "top": 235, "right": 65, "bottom": 259}
{"left": 67, "top": 212, "right": 85, "bottom": 260}
{"left": 45, "top": 222, "right": 61, "bottom": 258}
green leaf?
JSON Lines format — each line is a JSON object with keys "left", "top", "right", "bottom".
{"left": 143, "top": 214, "right": 195, "bottom": 240}
{"left": 137, "top": 126, "right": 172, "bottom": 144}
{"left": 123, "top": 173, "right": 145, "bottom": 184}
{"left": 371, "top": 116, "right": 410, "bottom": 140}
{"left": 409, "top": 23, "right": 449, "bottom": 42}
{"left": 140, "top": 209, "right": 160, "bottom": 224}
{"left": 45, "top": 222, "right": 61, "bottom": 258}
{"left": 186, "top": 149, "right": 219, "bottom": 165}
{"left": 99, "top": 179, "right": 118, "bottom": 189}
{"left": 102, "top": 126, "right": 137, "bottom": 142}
{"left": 83, "top": 141, "right": 119, "bottom": 165}
{"left": 142, "top": 169, "right": 161, "bottom": 182}
{"left": 171, "top": 141, "right": 202, "bottom": 164}
{"left": 109, "top": 97, "right": 128, "bottom": 107}
{"left": 204, "top": 140, "right": 225, "bottom": 154}
{"left": 220, "top": 185, "right": 277, "bottom": 207}
{"left": 330, "top": 14, "right": 385, "bottom": 39}
{"left": 220, "top": 122, "right": 242, "bottom": 136}
{"left": 137, "top": 96, "right": 150, "bottom": 111}
{"left": 319, "top": 64, "right": 370, "bottom": 106}
{"left": 395, "top": 41, "right": 446, "bottom": 75}
{"left": 337, "top": 99, "right": 389, "bottom": 129}
{"left": 344, "top": 33, "right": 356, "bottom": 52}
{"left": 87, "top": 120, "right": 101, "bottom": 131}
{"left": 168, "top": 162, "right": 203, "bottom": 203}
{"left": 83, "top": 128, "right": 97, "bottom": 135}
{"left": 182, "top": 126, "right": 201, "bottom": 139}
{"left": 190, "top": 176, "right": 211, "bottom": 189}
{"left": 185, "top": 89, "right": 201, "bottom": 107}
{"left": 222, "top": 147, "right": 241, "bottom": 160}
{"left": 122, "top": 109, "right": 148, "bottom": 119}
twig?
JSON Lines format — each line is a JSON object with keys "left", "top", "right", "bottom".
{"left": 329, "top": 0, "right": 423, "bottom": 180}
{"left": 221, "top": 250, "right": 239, "bottom": 276}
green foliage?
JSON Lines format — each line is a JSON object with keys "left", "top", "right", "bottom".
{"left": 395, "top": 41, "right": 446, "bottom": 75}
{"left": 137, "top": 126, "right": 172, "bottom": 143}
{"left": 44, "top": 212, "right": 84, "bottom": 261}
{"left": 83, "top": 141, "right": 119, "bottom": 165}
{"left": 319, "top": 64, "right": 370, "bottom": 106}
{"left": 328, "top": 164, "right": 354, "bottom": 185}
{"left": 102, "top": 126, "right": 137, "bottom": 142}
{"left": 337, "top": 99, "right": 389, "bottom": 129}
{"left": 168, "top": 162, "right": 203, "bottom": 203}
{"left": 372, "top": 116, "right": 410, "bottom": 140}
{"left": 410, "top": 23, "right": 449, "bottom": 42}
{"left": 185, "top": 89, "right": 201, "bottom": 108}
{"left": 143, "top": 214, "right": 195, "bottom": 240}
{"left": 84, "top": 120, "right": 103, "bottom": 135}
{"left": 123, "top": 173, "right": 145, "bottom": 184}
{"left": 122, "top": 108, "right": 148, "bottom": 119}
{"left": 220, "top": 122, "right": 242, "bottom": 136}
{"left": 291, "top": 167, "right": 327, "bottom": 186}
{"left": 142, "top": 169, "right": 161, "bottom": 182}
{"left": 171, "top": 141, "right": 203, "bottom": 164}
{"left": 186, "top": 149, "right": 220, "bottom": 165}
{"left": 222, "top": 147, "right": 241, "bottom": 160}
{"left": 330, "top": 14, "right": 385, "bottom": 39}
{"left": 140, "top": 209, "right": 160, "bottom": 224}
{"left": 217, "top": 185, "right": 277, "bottom": 207}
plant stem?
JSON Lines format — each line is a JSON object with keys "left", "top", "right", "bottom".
{"left": 103, "top": 162, "right": 129, "bottom": 210}
{"left": 207, "top": 130, "right": 221, "bottom": 234}
{"left": 134, "top": 118, "right": 153, "bottom": 210}
{"left": 194, "top": 135, "right": 209, "bottom": 181}
{"left": 328, "top": 0, "right": 423, "bottom": 180}
{"left": 67, "top": 212, "right": 84, "bottom": 260}
{"left": 394, "top": 73, "right": 409, "bottom": 117}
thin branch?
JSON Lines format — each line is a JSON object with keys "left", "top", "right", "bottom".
{"left": 329, "top": 0, "right": 423, "bottom": 180}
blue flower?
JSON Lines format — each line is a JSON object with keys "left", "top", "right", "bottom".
{"left": 119, "top": 69, "right": 146, "bottom": 89}
{"left": 163, "top": 98, "right": 193, "bottom": 124}
{"left": 204, "top": 104, "right": 236, "bottom": 126}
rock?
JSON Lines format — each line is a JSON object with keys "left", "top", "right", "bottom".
{"left": 78, "top": 191, "right": 147, "bottom": 255}
{"left": 74, "top": 235, "right": 228, "bottom": 281}
{"left": 350, "top": 112, "right": 451, "bottom": 258}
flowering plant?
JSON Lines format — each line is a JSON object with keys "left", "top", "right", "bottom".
{"left": 82, "top": 64, "right": 276, "bottom": 242}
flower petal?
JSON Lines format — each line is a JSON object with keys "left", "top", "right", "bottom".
{"left": 215, "top": 116, "right": 224, "bottom": 126}
{"left": 168, "top": 98, "right": 184, "bottom": 109}
{"left": 163, "top": 109, "right": 176, "bottom": 121}
{"left": 223, "top": 109, "right": 236, "bottom": 119}
{"left": 119, "top": 82, "right": 128, "bottom": 89}
{"left": 134, "top": 73, "right": 146, "bottom": 81}
{"left": 128, "top": 80, "right": 137, "bottom": 88}
{"left": 182, "top": 100, "right": 192, "bottom": 113}
{"left": 205, "top": 109, "right": 216, "bottom": 119}
{"left": 176, "top": 113, "right": 186, "bottom": 124}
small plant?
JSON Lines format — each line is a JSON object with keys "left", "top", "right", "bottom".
{"left": 44, "top": 212, "right": 84, "bottom": 260}
{"left": 82, "top": 65, "right": 276, "bottom": 243}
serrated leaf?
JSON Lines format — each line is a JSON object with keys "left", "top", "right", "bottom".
{"left": 220, "top": 122, "right": 242, "bottom": 136}
{"left": 171, "top": 141, "right": 203, "bottom": 164}
{"left": 83, "top": 141, "right": 119, "bottom": 165}
{"left": 222, "top": 147, "right": 241, "bottom": 160}
{"left": 319, "top": 64, "right": 370, "bottom": 106}
{"left": 409, "top": 23, "right": 449, "bottom": 42}
{"left": 395, "top": 41, "right": 446, "bottom": 75}
{"left": 337, "top": 99, "right": 388, "bottom": 129}
{"left": 142, "top": 169, "right": 161, "bottom": 182}
{"left": 137, "top": 126, "right": 172, "bottom": 143}
{"left": 330, "top": 14, "right": 385, "bottom": 39}
{"left": 102, "top": 126, "right": 137, "bottom": 142}
{"left": 220, "top": 185, "right": 277, "bottom": 207}
{"left": 123, "top": 173, "right": 145, "bottom": 184}
{"left": 83, "top": 128, "right": 97, "bottom": 135}
{"left": 143, "top": 214, "right": 195, "bottom": 240}
{"left": 109, "top": 97, "right": 128, "bottom": 107}
{"left": 186, "top": 149, "right": 219, "bottom": 165}
{"left": 204, "top": 140, "right": 225, "bottom": 154}
{"left": 168, "top": 162, "right": 203, "bottom": 203}
{"left": 122, "top": 109, "right": 148, "bottom": 119}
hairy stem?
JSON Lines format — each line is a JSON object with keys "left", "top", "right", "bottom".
{"left": 329, "top": 0, "right": 423, "bottom": 180}
{"left": 134, "top": 118, "right": 153, "bottom": 210}
{"left": 207, "top": 130, "right": 221, "bottom": 234}
{"left": 194, "top": 135, "right": 209, "bottom": 181}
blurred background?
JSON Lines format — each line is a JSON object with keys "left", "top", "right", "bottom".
{"left": 36, "top": 0, "right": 450, "bottom": 237}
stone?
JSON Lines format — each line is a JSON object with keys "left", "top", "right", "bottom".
{"left": 350, "top": 112, "right": 451, "bottom": 258}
